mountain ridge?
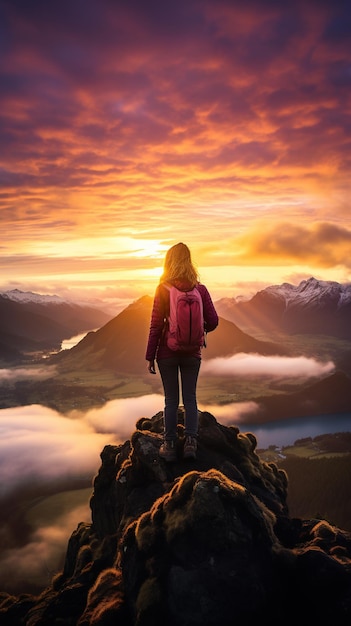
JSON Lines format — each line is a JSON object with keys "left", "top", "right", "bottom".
{"left": 214, "top": 276, "right": 351, "bottom": 338}
{"left": 2, "top": 277, "right": 350, "bottom": 365}
{"left": 0, "top": 291, "right": 112, "bottom": 362}
{"left": 2, "top": 289, "right": 350, "bottom": 418}
{"left": 52, "top": 295, "right": 288, "bottom": 376}
{"left": 250, "top": 370, "right": 351, "bottom": 423}
{"left": 2, "top": 289, "right": 72, "bottom": 306}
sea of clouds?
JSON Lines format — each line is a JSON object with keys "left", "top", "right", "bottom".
{"left": 0, "top": 353, "right": 335, "bottom": 498}
{"left": 0, "top": 353, "right": 335, "bottom": 592}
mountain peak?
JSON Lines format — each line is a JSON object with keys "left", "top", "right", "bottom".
{"left": 2, "top": 289, "right": 68, "bottom": 305}
{"left": 215, "top": 277, "right": 351, "bottom": 338}
{"left": 299, "top": 276, "right": 341, "bottom": 291}
{"left": 2, "top": 409, "right": 350, "bottom": 624}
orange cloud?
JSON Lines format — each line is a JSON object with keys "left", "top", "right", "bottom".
{"left": 232, "top": 221, "right": 351, "bottom": 268}
{"left": 0, "top": 1, "right": 350, "bottom": 300}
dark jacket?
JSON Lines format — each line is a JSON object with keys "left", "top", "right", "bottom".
{"left": 145, "top": 280, "right": 219, "bottom": 361}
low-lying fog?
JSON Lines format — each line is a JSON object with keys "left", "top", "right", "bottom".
{"left": 0, "top": 352, "right": 340, "bottom": 593}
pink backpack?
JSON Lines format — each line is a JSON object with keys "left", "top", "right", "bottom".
{"left": 164, "top": 283, "right": 205, "bottom": 351}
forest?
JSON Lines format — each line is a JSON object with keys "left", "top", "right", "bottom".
{"left": 269, "top": 434, "right": 351, "bottom": 531}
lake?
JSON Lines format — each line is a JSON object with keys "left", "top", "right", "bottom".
{"left": 240, "top": 413, "right": 351, "bottom": 449}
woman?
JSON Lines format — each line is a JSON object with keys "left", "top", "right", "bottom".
{"left": 145, "top": 242, "right": 219, "bottom": 461}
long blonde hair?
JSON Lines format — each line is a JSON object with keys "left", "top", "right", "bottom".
{"left": 160, "top": 242, "right": 199, "bottom": 285}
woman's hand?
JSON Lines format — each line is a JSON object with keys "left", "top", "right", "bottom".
{"left": 148, "top": 360, "right": 156, "bottom": 374}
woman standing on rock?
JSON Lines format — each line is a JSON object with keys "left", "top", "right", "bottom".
{"left": 145, "top": 242, "right": 218, "bottom": 462}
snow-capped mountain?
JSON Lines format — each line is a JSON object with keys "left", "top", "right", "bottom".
{"left": 215, "top": 277, "right": 351, "bottom": 338}
{"left": 2, "top": 289, "right": 70, "bottom": 305}
{"left": 264, "top": 278, "right": 351, "bottom": 309}
{"left": 0, "top": 290, "right": 112, "bottom": 362}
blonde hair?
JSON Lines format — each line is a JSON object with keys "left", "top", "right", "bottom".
{"left": 160, "top": 242, "right": 199, "bottom": 286}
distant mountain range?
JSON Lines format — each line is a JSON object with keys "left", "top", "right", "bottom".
{"left": 2, "top": 287, "right": 351, "bottom": 419}
{"left": 52, "top": 295, "right": 288, "bottom": 375}
{"left": 0, "top": 289, "right": 112, "bottom": 363}
{"left": 50, "top": 294, "right": 351, "bottom": 423}
{"left": 215, "top": 277, "right": 351, "bottom": 338}
{"left": 1, "top": 277, "right": 351, "bottom": 369}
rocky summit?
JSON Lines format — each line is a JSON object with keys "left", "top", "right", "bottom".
{"left": 1, "top": 410, "right": 351, "bottom": 625}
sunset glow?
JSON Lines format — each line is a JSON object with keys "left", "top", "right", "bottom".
{"left": 1, "top": 0, "right": 350, "bottom": 312}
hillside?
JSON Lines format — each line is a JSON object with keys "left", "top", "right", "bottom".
{"left": 249, "top": 370, "right": 351, "bottom": 423}
{"left": 52, "top": 295, "right": 289, "bottom": 376}
{"left": 258, "top": 432, "right": 351, "bottom": 532}
{"left": 0, "top": 291, "right": 112, "bottom": 362}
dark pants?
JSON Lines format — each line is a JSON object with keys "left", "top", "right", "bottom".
{"left": 157, "top": 355, "right": 201, "bottom": 441}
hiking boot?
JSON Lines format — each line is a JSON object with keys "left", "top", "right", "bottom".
{"left": 159, "top": 440, "right": 177, "bottom": 462}
{"left": 183, "top": 436, "right": 197, "bottom": 459}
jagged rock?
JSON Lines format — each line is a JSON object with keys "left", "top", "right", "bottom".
{"left": 120, "top": 468, "right": 280, "bottom": 625}
{"left": 1, "top": 409, "right": 350, "bottom": 625}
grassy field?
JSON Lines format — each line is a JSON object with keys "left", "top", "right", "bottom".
{"left": 25, "top": 488, "right": 92, "bottom": 528}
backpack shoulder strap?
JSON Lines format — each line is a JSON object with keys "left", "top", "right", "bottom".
{"left": 159, "top": 282, "right": 172, "bottom": 318}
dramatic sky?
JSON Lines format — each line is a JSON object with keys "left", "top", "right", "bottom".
{"left": 1, "top": 0, "right": 350, "bottom": 312}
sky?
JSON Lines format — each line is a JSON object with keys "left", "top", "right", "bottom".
{"left": 1, "top": 0, "right": 350, "bottom": 313}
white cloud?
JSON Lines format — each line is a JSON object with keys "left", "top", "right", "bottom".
{"left": 0, "top": 396, "right": 164, "bottom": 593}
{"left": 201, "top": 353, "right": 335, "bottom": 378}
{"left": 0, "top": 405, "right": 111, "bottom": 496}
{"left": 0, "top": 501, "right": 90, "bottom": 592}
{"left": 0, "top": 396, "right": 164, "bottom": 498}
{"left": 80, "top": 393, "right": 164, "bottom": 435}
{"left": 199, "top": 400, "right": 262, "bottom": 424}
{"left": 0, "top": 366, "right": 57, "bottom": 381}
